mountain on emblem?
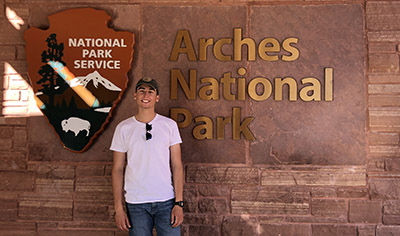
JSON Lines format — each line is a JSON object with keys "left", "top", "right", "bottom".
{"left": 75, "top": 71, "right": 121, "bottom": 92}
{"left": 24, "top": 8, "right": 135, "bottom": 152}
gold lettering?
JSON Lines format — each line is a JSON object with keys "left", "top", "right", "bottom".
{"left": 214, "top": 38, "right": 232, "bottom": 61}
{"left": 282, "top": 38, "right": 299, "bottom": 61}
{"left": 170, "top": 69, "right": 197, "bottom": 100}
{"left": 234, "top": 28, "right": 256, "bottom": 61}
{"left": 221, "top": 72, "right": 236, "bottom": 101}
{"left": 170, "top": 108, "right": 192, "bottom": 128}
{"left": 169, "top": 30, "right": 197, "bottom": 61}
{"left": 193, "top": 116, "right": 213, "bottom": 140}
{"left": 300, "top": 78, "right": 321, "bottom": 101}
{"left": 237, "top": 67, "right": 247, "bottom": 101}
{"left": 258, "top": 38, "right": 280, "bottom": 61}
{"left": 199, "top": 38, "right": 214, "bottom": 61}
{"left": 233, "top": 107, "right": 255, "bottom": 141}
{"left": 217, "top": 116, "right": 232, "bottom": 140}
{"left": 248, "top": 77, "right": 272, "bottom": 101}
{"left": 199, "top": 77, "right": 219, "bottom": 100}
{"left": 275, "top": 77, "right": 297, "bottom": 101}
{"left": 325, "top": 67, "right": 333, "bottom": 101}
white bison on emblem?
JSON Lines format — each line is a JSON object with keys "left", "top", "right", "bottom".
{"left": 61, "top": 117, "right": 91, "bottom": 136}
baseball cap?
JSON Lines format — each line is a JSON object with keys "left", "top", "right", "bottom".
{"left": 135, "top": 77, "right": 159, "bottom": 94}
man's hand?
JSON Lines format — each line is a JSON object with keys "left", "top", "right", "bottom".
{"left": 171, "top": 205, "right": 184, "bottom": 228}
{"left": 115, "top": 210, "right": 131, "bottom": 231}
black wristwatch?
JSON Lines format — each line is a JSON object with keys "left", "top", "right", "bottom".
{"left": 174, "top": 201, "right": 184, "bottom": 208}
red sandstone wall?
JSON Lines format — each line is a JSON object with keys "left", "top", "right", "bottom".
{"left": 1, "top": 0, "right": 400, "bottom": 236}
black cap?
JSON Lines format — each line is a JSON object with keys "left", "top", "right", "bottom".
{"left": 135, "top": 77, "right": 159, "bottom": 94}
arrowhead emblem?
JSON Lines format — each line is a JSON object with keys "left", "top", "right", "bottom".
{"left": 24, "top": 8, "right": 134, "bottom": 152}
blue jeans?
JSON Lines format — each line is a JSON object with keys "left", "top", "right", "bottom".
{"left": 125, "top": 199, "right": 180, "bottom": 236}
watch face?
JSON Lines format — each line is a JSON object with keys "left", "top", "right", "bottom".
{"left": 176, "top": 201, "right": 184, "bottom": 207}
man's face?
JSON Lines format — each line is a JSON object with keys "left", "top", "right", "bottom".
{"left": 134, "top": 85, "right": 159, "bottom": 109}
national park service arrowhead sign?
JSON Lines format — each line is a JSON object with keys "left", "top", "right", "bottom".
{"left": 24, "top": 8, "right": 134, "bottom": 152}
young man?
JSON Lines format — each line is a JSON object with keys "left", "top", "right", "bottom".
{"left": 110, "top": 77, "right": 184, "bottom": 236}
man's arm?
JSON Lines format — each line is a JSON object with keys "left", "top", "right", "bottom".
{"left": 170, "top": 143, "right": 184, "bottom": 228}
{"left": 112, "top": 151, "right": 131, "bottom": 231}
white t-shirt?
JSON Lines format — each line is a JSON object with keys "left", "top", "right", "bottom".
{"left": 110, "top": 114, "right": 182, "bottom": 204}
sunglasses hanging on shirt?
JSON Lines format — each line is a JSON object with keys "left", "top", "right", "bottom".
{"left": 146, "top": 123, "right": 152, "bottom": 141}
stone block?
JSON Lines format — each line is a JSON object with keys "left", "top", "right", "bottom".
{"left": 74, "top": 203, "right": 109, "bottom": 221}
{"left": 312, "top": 225, "right": 357, "bottom": 236}
{"left": 385, "top": 159, "right": 400, "bottom": 172}
{"left": 369, "top": 84, "right": 400, "bottom": 95}
{"left": 383, "top": 215, "right": 400, "bottom": 225}
{"left": 74, "top": 191, "right": 114, "bottom": 205}
{"left": 186, "top": 166, "right": 259, "bottom": 184}
{"left": 7, "top": 78, "right": 29, "bottom": 90}
{"left": 383, "top": 201, "right": 400, "bottom": 224}
{"left": 76, "top": 165, "right": 105, "bottom": 176}
{"left": 231, "top": 187, "right": 309, "bottom": 215}
{"left": 0, "top": 117, "right": 26, "bottom": 126}
{"left": 369, "top": 74, "right": 400, "bottom": 84}
{"left": 367, "top": 159, "right": 386, "bottom": 172}
{"left": 183, "top": 186, "right": 197, "bottom": 213}
{"left": 198, "top": 198, "right": 229, "bottom": 214}
{"left": 368, "top": 43, "right": 397, "bottom": 54}
{"left": 0, "top": 151, "right": 27, "bottom": 170}
{"left": 27, "top": 163, "right": 74, "bottom": 179}
{"left": 198, "top": 185, "right": 230, "bottom": 197}
{"left": 369, "top": 95, "right": 400, "bottom": 107}
{"left": 184, "top": 214, "right": 222, "bottom": 225}
{"left": 384, "top": 200, "right": 400, "bottom": 215}
{"left": 349, "top": 200, "right": 382, "bottom": 223}
{"left": 311, "top": 199, "right": 347, "bottom": 217}
{"left": 2, "top": 107, "right": 28, "bottom": 116}
{"left": 0, "top": 222, "right": 36, "bottom": 236}
{"left": 285, "top": 215, "right": 347, "bottom": 224}
{"left": 337, "top": 187, "right": 368, "bottom": 198}
{"left": 358, "top": 225, "right": 376, "bottom": 236}
{"left": 368, "top": 132, "right": 399, "bottom": 145}
{"left": 189, "top": 225, "right": 220, "bottom": 236}
{"left": 104, "top": 165, "right": 112, "bottom": 176}
{"left": 370, "top": 178, "right": 400, "bottom": 199}
{"left": 311, "top": 187, "right": 337, "bottom": 198}
{"left": 0, "top": 127, "right": 13, "bottom": 138}
{"left": 35, "top": 178, "right": 74, "bottom": 192}
{"left": 37, "top": 229, "right": 114, "bottom": 236}
{"left": 376, "top": 225, "right": 400, "bottom": 236}
{"left": 0, "top": 138, "right": 12, "bottom": 150}
{"left": 370, "top": 108, "right": 400, "bottom": 132}
{"left": 56, "top": 221, "right": 116, "bottom": 230}
{"left": 369, "top": 54, "right": 399, "bottom": 73}
{"left": 261, "top": 166, "right": 366, "bottom": 187}
{"left": 259, "top": 224, "right": 311, "bottom": 236}
{"left": 16, "top": 45, "right": 25, "bottom": 60}
{"left": 0, "top": 46, "right": 15, "bottom": 60}
{"left": 367, "top": 1, "right": 400, "bottom": 31}
{"left": 221, "top": 216, "right": 258, "bottom": 236}
{"left": 75, "top": 177, "right": 112, "bottom": 192}
{"left": 19, "top": 192, "right": 73, "bottom": 221}
{"left": 13, "top": 127, "right": 27, "bottom": 147}
{"left": 0, "top": 171, "right": 34, "bottom": 191}
{"left": 0, "top": 199, "right": 17, "bottom": 221}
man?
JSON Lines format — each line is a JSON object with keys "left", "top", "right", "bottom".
{"left": 111, "top": 77, "right": 184, "bottom": 236}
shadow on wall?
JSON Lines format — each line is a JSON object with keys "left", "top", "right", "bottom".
{"left": 3, "top": 7, "right": 42, "bottom": 117}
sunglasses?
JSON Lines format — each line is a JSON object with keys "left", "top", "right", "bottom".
{"left": 146, "top": 123, "right": 152, "bottom": 141}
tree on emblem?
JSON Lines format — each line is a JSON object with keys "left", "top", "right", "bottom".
{"left": 37, "top": 33, "right": 68, "bottom": 107}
